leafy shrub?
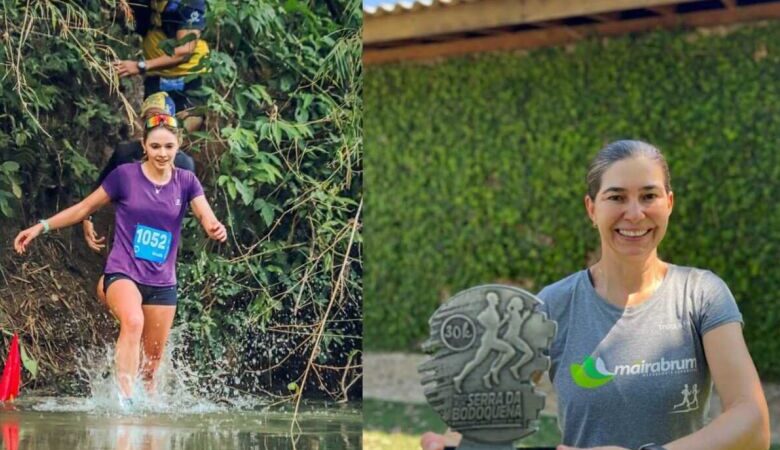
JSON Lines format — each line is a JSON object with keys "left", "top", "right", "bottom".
{"left": 365, "top": 24, "right": 780, "bottom": 379}
{"left": 1, "top": 0, "right": 361, "bottom": 399}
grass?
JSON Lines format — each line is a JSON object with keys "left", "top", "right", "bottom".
{"left": 363, "top": 398, "right": 561, "bottom": 450}
{"left": 364, "top": 399, "right": 780, "bottom": 450}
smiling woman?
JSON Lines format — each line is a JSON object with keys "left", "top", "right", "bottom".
{"left": 583, "top": 142, "right": 673, "bottom": 307}
{"left": 585, "top": 141, "right": 674, "bottom": 270}
{"left": 421, "top": 140, "right": 770, "bottom": 450}
{"left": 142, "top": 114, "right": 181, "bottom": 176}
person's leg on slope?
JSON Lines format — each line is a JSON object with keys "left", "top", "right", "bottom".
{"left": 180, "top": 113, "right": 203, "bottom": 133}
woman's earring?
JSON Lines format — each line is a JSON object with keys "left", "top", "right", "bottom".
{"left": 592, "top": 222, "right": 598, "bottom": 229}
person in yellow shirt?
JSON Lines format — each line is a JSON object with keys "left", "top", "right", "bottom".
{"left": 115, "top": 0, "right": 209, "bottom": 132}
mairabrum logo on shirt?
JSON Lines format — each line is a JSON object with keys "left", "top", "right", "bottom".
{"left": 571, "top": 354, "right": 698, "bottom": 389}
{"left": 570, "top": 356, "right": 615, "bottom": 389}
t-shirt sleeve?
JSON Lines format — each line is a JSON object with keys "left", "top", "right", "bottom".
{"left": 185, "top": 172, "right": 205, "bottom": 202}
{"left": 698, "top": 270, "right": 743, "bottom": 335}
{"left": 536, "top": 281, "right": 570, "bottom": 383}
{"left": 535, "top": 273, "right": 578, "bottom": 322}
{"left": 176, "top": 0, "right": 206, "bottom": 31}
{"left": 101, "top": 165, "right": 125, "bottom": 201}
{"left": 537, "top": 285, "right": 552, "bottom": 318}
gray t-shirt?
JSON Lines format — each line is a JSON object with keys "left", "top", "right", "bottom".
{"left": 538, "top": 264, "right": 742, "bottom": 449}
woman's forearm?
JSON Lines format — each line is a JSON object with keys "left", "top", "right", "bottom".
{"left": 45, "top": 200, "right": 97, "bottom": 232}
{"left": 191, "top": 196, "right": 226, "bottom": 242}
{"left": 44, "top": 188, "right": 109, "bottom": 232}
{"left": 190, "top": 195, "right": 219, "bottom": 228}
{"left": 666, "top": 400, "right": 769, "bottom": 450}
{"left": 198, "top": 206, "right": 219, "bottom": 229}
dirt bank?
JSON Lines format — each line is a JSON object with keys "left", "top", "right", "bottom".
{"left": 0, "top": 214, "right": 116, "bottom": 394}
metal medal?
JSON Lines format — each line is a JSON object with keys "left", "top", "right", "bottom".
{"left": 419, "top": 285, "right": 557, "bottom": 450}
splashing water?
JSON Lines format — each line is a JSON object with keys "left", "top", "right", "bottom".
{"left": 2, "top": 327, "right": 362, "bottom": 449}
{"left": 32, "top": 326, "right": 266, "bottom": 414}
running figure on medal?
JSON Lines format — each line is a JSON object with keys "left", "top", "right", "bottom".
{"left": 419, "top": 285, "right": 556, "bottom": 448}
{"left": 452, "top": 293, "right": 534, "bottom": 393}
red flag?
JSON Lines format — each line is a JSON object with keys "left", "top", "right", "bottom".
{"left": 0, "top": 334, "right": 21, "bottom": 402}
{"left": 1, "top": 420, "right": 19, "bottom": 450}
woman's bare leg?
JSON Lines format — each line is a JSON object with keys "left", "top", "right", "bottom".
{"left": 105, "top": 279, "right": 144, "bottom": 398}
{"left": 140, "top": 305, "right": 176, "bottom": 394}
{"left": 96, "top": 275, "right": 106, "bottom": 305}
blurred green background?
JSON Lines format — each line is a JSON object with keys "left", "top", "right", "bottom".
{"left": 365, "top": 23, "right": 780, "bottom": 379}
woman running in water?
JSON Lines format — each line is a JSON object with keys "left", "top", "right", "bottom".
{"left": 14, "top": 114, "right": 226, "bottom": 401}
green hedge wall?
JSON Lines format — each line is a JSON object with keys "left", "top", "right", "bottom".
{"left": 365, "top": 23, "right": 780, "bottom": 379}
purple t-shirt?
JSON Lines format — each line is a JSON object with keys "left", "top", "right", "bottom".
{"left": 102, "top": 163, "right": 204, "bottom": 286}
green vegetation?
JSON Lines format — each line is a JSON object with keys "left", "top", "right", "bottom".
{"left": 1, "top": 0, "right": 361, "bottom": 400}
{"left": 363, "top": 399, "right": 561, "bottom": 449}
{"left": 363, "top": 398, "right": 780, "bottom": 449}
{"left": 365, "top": 23, "right": 780, "bottom": 378}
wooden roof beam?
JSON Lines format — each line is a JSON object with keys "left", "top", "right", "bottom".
{"left": 590, "top": 12, "right": 623, "bottom": 22}
{"left": 364, "top": 0, "right": 699, "bottom": 44}
{"left": 472, "top": 29, "right": 512, "bottom": 36}
{"left": 533, "top": 20, "right": 566, "bottom": 28}
{"left": 647, "top": 5, "right": 677, "bottom": 16}
{"left": 365, "top": 2, "right": 780, "bottom": 64}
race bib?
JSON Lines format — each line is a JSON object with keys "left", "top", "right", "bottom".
{"left": 159, "top": 76, "right": 185, "bottom": 92}
{"left": 133, "top": 224, "right": 172, "bottom": 263}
